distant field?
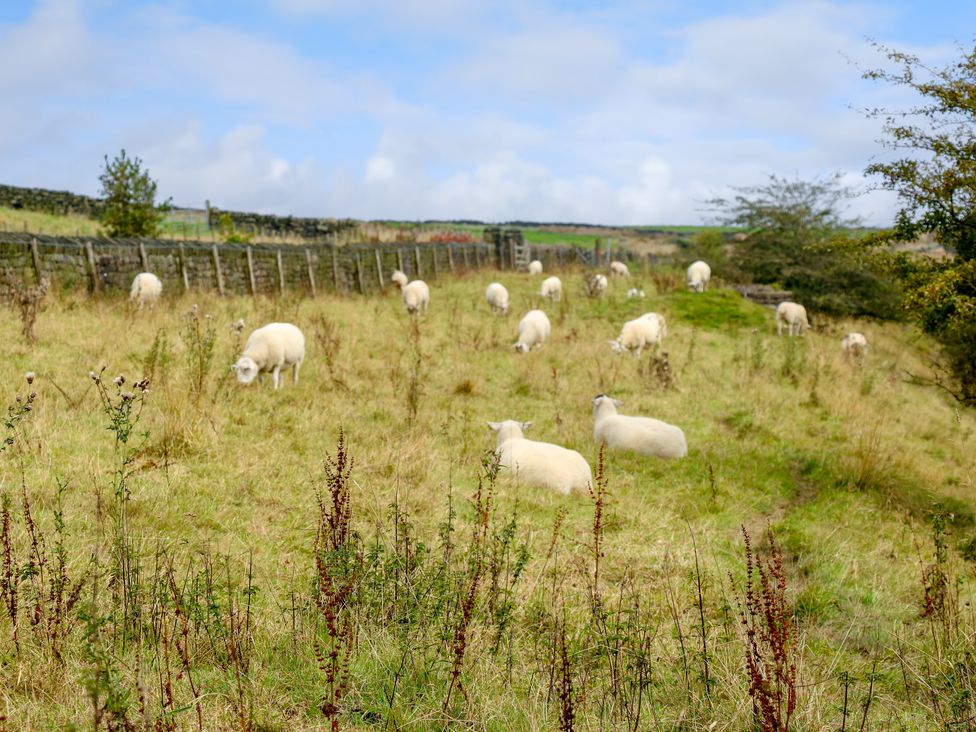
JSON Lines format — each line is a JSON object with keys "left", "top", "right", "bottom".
{"left": 1, "top": 266, "right": 973, "bottom": 729}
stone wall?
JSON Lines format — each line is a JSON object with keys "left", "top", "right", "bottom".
{"left": 0, "top": 184, "right": 106, "bottom": 218}
{"left": 206, "top": 207, "right": 359, "bottom": 241}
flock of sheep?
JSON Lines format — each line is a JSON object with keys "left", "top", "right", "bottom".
{"left": 125, "top": 256, "right": 868, "bottom": 496}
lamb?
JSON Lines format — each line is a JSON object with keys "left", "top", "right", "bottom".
{"left": 841, "top": 332, "right": 868, "bottom": 359}
{"left": 513, "top": 309, "right": 551, "bottom": 352}
{"left": 130, "top": 272, "right": 162, "bottom": 308}
{"left": 402, "top": 280, "right": 430, "bottom": 314}
{"left": 776, "top": 301, "right": 810, "bottom": 336}
{"left": 686, "top": 260, "right": 711, "bottom": 292}
{"left": 610, "top": 260, "right": 630, "bottom": 277}
{"left": 488, "top": 420, "right": 593, "bottom": 495}
{"left": 540, "top": 275, "right": 562, "bottom": 301}
{"left": 390, "top": 270, "right": 409, "bottom": 289}
{"left": 591, "top": 394, "right": 687, "bottom": 458}
{"left": 586, "top": 273, "right": 608, "bottom": 297}
{"left": 232, "top": 322, "right": 305, "bottom": 389}
{"left": 528, "top": 260, "right": 543, "bottom": 275}
{"left": 485, "top": 282, "right": 510, "bottom": 315}
{"left": 609, "top": 312, "right": 666, "bottom": 357}
{"left": 627, "top": 288, "right": 646, "bottom": 299}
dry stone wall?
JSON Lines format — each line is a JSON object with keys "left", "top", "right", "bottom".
{"left": 0, "top": 184, "right": 106, "bottom": 218}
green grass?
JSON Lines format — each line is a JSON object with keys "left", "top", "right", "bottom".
{"left": 1, "top": 266, "right": 975, "bottom": 729}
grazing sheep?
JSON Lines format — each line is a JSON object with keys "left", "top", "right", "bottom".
{"left": 591, "top": 395, "right": 687, "bottom": 458}
{"left": 540, "top": 276, "right": 562, "bottom": 301}
{"left": 130, "top": 272, "right": 162, "bottom": 308}
{"left": 627, "top": 288, "right": 646, "bottom": 299}
{"left": 402, "top": 280, "right": 430, "bottom": 314}
{"left": 841, "top": 332, "right": 868, "bottom": 359}
{"left": 488, "top": 420, "right": 593, "bottom": 495}
{"left": 485, "top": 282, "right": 510, "bottom": 315}
{"left": 610, "top": 260, "right": 630, "bottom": 277}
{"left": 391, "top": 270, "right": 409, "bottom": 289}
{"left": 528, "top": 260, "right": 543, "bottom": 275}
{"left": 776, "top": 301, "right": 810, "bottom": 336}
{"left": 687, "top": 260, "right": 711, "bottom": 292}
{"left": 585, "top": 273, "right": 608, "bottom": 297}
{"left": 609, "top": 312, "right": 666, "bottom": 357}
{"left": 514, "top": 309, "right": 551, "bottom": 353}
{"left": 232, "top": 322, "right": 305, "bottom": 389}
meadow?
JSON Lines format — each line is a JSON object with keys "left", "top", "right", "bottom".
{"left": 1, "top": 264, "right": 975, "bottom": 730}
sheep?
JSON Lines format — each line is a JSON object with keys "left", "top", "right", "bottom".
{"left": 402, "top": 280, "right": 430, "bottom": 314}
{"left": 776, "top": 301, "right": 810, "bottom": 336}
{"left": 528, "top": 260, "right": 543, "bottom": 275}
{"left": 232, "top": 322, "right": 305, "bottom": 389}
{"left": 130, "top": 272, "right": 162, "bottom": 308}
{"left": 608, "top": 312, "right": 666, "bottom": 357}
{"left": 540, "top": 275, "right": 562, "bottom": 301}
{"left": 585, "top": 273, "right": 608, "bottom": 297}
{"left": 591, "top": 394, "right": 687, "bottom": 458}
{"left": 686, "top": 260, "right": 711, "bottom": 292}
{"left": 485, "top": 282, "right": 510, "bottom": 315}
{"left": 390, "top": 270, "right": 409, "bottom": 289}
{"left": 841, "top": 332, "right": 868, "bottom": 359}
{"left": 627, "top": 288, "right": 646, "bottom": 299}
{"left": 488, "top": 420, "right": 593, "bottom": 495}
{"left": 513, "top": 309, "right": 551, "bottom": 353}
{"left": 610, "top": 260, "right": 630, "bottom": 277}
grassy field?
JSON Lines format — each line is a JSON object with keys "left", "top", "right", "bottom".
{"left": 1, "top": 265, "right": 975, "bottom": 730}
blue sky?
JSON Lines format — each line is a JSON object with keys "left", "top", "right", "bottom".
{"left": 1, "top": 0, "right": 973, "bottom": 224}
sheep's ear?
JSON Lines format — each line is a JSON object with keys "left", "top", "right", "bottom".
{"left": 521, "top": 421, "right": 533, "bottom": 431}
{"left": 613, "top": 398, "right": 623, "bottom": 408}
{"left": 487, "top": 422, "right": 501, "bottom": 431}
{"left": 230, "top": 364, "right": 238, "bottom": 373}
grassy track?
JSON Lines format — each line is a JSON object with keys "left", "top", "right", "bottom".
{"left": 1, "top": 265, "right": 974, "bottom": 729}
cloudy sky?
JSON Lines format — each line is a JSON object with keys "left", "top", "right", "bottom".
{"left": 1, "top": 1, "right": 973, "bottom": 224}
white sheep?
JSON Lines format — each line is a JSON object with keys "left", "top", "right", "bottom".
{"left": 586, "top": 273, "right": 608, "bottom": 297}
{"left": 540, "top": 276, "right": 562, "bottom": 301}
{"left": 610, "top": 260, "right": 630, "bottom": 277}
{"left": 687, "top": 260, "right": 711, "bottom": 292}
{"left": 485, "top": 282, "right": 510, "bottom": 315}
{"left": 609, "top": 312, "right": 666, "bottom": 357}
{"left": 591, "top": 395, "right": 687, "bottom": 459}
{"left": 390, "top": 270, "right": 409, "bottom": 289}
{"left": 841, "top": 332, "right": 868, "bottom": 359}
{"left": 488, "top": 420, "right": 593, "bottom": 495}
{"left": 627, "top": 288, "right": 646, "bottom": 299}
{"left": 776, "top": 301, "right": 810, "bottom": 336}
{"left": 513, "top": 309, "right": 551, "bottom": 353}
{"left": 129, "top": 272, "right": 162, "bottom": 308}
{"left": 402, "top": 280, "right": 430, "bottom": 314}
{"left": 232, "top": 322, "right": 305, "bottom": 389}
{"left": 528, "top": 260, "right": 543, "bottom": 275}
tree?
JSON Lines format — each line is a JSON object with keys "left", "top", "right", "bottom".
{"left": 98, "top": 149, "right": 168, "bottom": 238}
{"left": 707, "top": 174, "right": 900, "bottom": 318}
{"left": 862, "top": 42, "right": 976, "bottom": 404}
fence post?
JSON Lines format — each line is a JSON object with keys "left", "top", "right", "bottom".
{"left": 306, "top": 248, "right": 317, "bottom": 296}
{"left": 331, "top": 247, "right": 340, "bottom": 292}
{"left": 448, "top": 244, "right": 455, "bottom": 274}
{"left": 276, "top": 249, "right": 285, "bottom": 296}
{"left": 397, "top": 248, "right": 404, "bottom": 275}
{"left": 29, "top": 237, "right": 42, "bottom": 283}
{"left": 138, "top": 241, "right": 149, "bottom": 271}
{"left": 85, "top": 241, "right": 98, "bottom": 294}
{"left": 212, "top": 244, "right": 225, "bottom": 296}
{"left": 414, "top": 246, "right": 422, "bottom": 277}
{"left": 178, "top": 243, "right": 189, "bottom": 291}
{"left": 432, "top": 246, "right": 439, "bottom": 279}
{"left": 246, "top": 246, "right": 257, "bottom": 296}
{"left": 355, "top": 252, "right": 365, "bottom": 294}
{"left": 461, "top": 244, "right": 469, "bottom": 270}
{"left": 374, "top": 248, "right": 384, "bottom": 290}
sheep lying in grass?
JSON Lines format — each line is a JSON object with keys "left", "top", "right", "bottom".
{"left": 402, "top": 280, "right": 430, "bottom": 314}
{"left": 130, "top": 272, "right": 162, "bottom": 308}
{"left": 592, "top": 394, "right": 687, "bottom": 458}
{"left": 609, "top": 313, "right": 666, "bottom": 357}
{"left": 627, "top": 288, "right": 646, "bottom": 299}
{"left": 391, "top": 270, "right": 409, "bottom": 289}
{"left": 841, "top": 332, "right": 868, "bottom": 359}
{"left": 610, "top": 260, "right": 630, "bottom": 277}
{"left": 528, "top": 260, "right": 543, "bottom": 275}
{"left": 687, "top": 260, "right": 711, "bottom": 292}
{"left": 488, "top": 420, "right": 593, "bottom": 495}
{"left": 514, "top": 309, "right": 551, "bottom": 353}
{"left": 585, "top": 273, "right": 608, "bottom": 297}
{"left": 485, "top": 282, "right": 510, "bottom": 315}
{"left": 540, "top": 275, "right": 562, "bottom": 301}
{"left": 776, "top": 301, "right": 810, "bottom": 336}
{"left": 232, "top": 322, "right": 305, "bottom": 389}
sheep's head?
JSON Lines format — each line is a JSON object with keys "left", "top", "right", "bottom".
{"left": 608, "top": 339, "right": 624, "bottom": 355}
{"left": 513, "top": 342, "right": 529, "bottom": 353}
{"left": 592, "top": 394, "right": 622, "bottom": 414}
{"left": 231, "top": 356, "right": 259, "bottom": 385}
{"left": 488, "top": 420, "right": 531, "bottom": 441}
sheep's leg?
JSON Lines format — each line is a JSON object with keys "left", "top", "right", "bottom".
{"left": 272, "top": 365, "right": 281, "bottom": 390}
{"left": 293, "top": 361, "right": 301, "bottom": 384}
{"left": 777, "top": 318, "right": 783, "bottom": 336}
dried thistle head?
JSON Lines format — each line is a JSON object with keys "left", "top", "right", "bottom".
{"left": 24, "top": 371, "right": 35, "bottom": 385}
